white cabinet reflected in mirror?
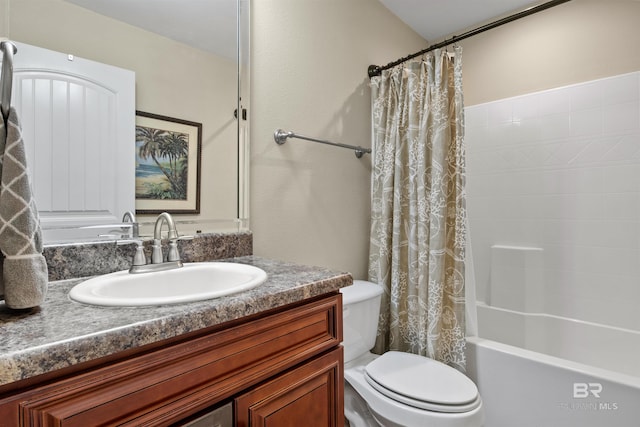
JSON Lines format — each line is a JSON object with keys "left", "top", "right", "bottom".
{"left": 1, "top": 0, "right": 250, "bottom": 243}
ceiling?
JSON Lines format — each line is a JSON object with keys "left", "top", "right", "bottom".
{"left": 379, "top": 0, "right": 542, "bottom": 41}
{"left": 64, "top": 0, "right": 545, "bottom": 58}
{"left": 64, "top": 0, "right": 237, "bottom": 59}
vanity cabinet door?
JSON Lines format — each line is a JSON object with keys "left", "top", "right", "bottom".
{"left": 235, "top": 347, "right": 344, "bottom": 427}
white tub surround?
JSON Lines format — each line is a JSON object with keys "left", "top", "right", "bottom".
{"left": 466, "top": 71, "right": 640, "bottom": 373}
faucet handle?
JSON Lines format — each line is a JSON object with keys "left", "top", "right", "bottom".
{"left": 166, "top": 235, "right": 193, "bottom": 262}
{"left": 117, "top": 239, "right": 147, "bottom": 266}
{"left": 167, "top": 240, "right": 180, "bottom": 262}
{"left": 132, "top": 242, "right": 147, "bottom": 266}
{"left": 151, "top": 238, "right": 164, "bottom": 264}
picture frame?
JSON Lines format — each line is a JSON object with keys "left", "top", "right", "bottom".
{"left": 135, "top": 111, "right": 202, "bottom": 214}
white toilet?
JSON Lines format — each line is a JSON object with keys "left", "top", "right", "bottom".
{"left": 341, "top": 280, "right": 484, "bottom": 427}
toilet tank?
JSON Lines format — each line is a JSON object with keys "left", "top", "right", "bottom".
{"left": 340, "top": 280, "right": 384, "bottom": 364}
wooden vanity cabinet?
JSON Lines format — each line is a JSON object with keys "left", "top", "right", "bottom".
{"left": 0, "top": 293, "right": 344, "bottom": 427}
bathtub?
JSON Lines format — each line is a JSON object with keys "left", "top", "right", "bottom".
{"left": 475, "top": 303, "right": 640, "bottom": 377}
{"left": 466, "top": 336, "right": 640, "bottom": 427}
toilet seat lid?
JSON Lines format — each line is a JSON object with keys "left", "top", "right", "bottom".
{"left": 364, "top": 351, "right": 480, "bottom": 412}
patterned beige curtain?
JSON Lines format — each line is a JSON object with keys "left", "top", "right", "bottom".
{"left": 368, "top": 47, "right": 467, "bottom": 371}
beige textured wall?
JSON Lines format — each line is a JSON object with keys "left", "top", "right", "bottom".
{"left": 460, "top": 0, "right": 640, "bottom": 106}
{"left": 250, "top": 0, "right": 425, "bottom": 278}
{"left": 250, "top": 0, "right": 640, "bottom": 278}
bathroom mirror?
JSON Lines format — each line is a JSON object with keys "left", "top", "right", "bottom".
{"left": 0, "top": 0, "right": 250, "bottom": 242}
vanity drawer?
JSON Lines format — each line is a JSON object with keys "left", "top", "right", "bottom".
{"left": 1, "top": 293, "right": 342, "bottom": 426}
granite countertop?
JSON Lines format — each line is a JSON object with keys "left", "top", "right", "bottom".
{"left": 0, "top": 256, "right": 352, "bottom": 387}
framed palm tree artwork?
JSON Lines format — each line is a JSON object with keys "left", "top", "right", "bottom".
{"left": 135, "top": 111, "right": 202, "bottom": 214}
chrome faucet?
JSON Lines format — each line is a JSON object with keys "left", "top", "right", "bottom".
{"left": 122, "top": 210, "right": 139, "bottom": 238}
{"left": 122, "top": 210, "right": 136, "bottom": 222}
{"left": 128, "top": 212, "right": 187, "bottom": 274}
{"left": 152, "top": 212, "right": 181, "bottom": 264}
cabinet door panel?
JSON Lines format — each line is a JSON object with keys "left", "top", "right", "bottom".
{"left": 236, "top": 347, "right": 344, "bottom": 427}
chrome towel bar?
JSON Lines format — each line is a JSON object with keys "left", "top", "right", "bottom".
{"left": 274, "top": 129, "right": 371, "bottom": 159}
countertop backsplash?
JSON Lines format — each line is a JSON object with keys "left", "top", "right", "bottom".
{"left": 43, "top": 231, "right": 253, "bottom": 282}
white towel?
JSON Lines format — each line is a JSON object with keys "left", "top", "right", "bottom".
{"left": 0, "top": 107, "right": 48, "bottom": 309}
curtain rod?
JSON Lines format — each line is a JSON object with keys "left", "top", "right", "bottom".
{"left": 368, "top": 0, "right": 572, "bottom": 78}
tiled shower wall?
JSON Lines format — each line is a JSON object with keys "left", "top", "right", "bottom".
{"left": 465, "top": 72, "right": 640, "bottom": 332}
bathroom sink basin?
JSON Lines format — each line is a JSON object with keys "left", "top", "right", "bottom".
{"left": 69, "top": 262, "right": 268, "bottom": 307}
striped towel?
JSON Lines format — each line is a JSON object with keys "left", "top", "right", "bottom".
{"left": 0, "top": 107, "right": 48, "bottom": 309}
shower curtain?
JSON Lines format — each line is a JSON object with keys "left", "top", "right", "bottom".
{"left": 368, "top": 47, "right": 467, "bottom": 371}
